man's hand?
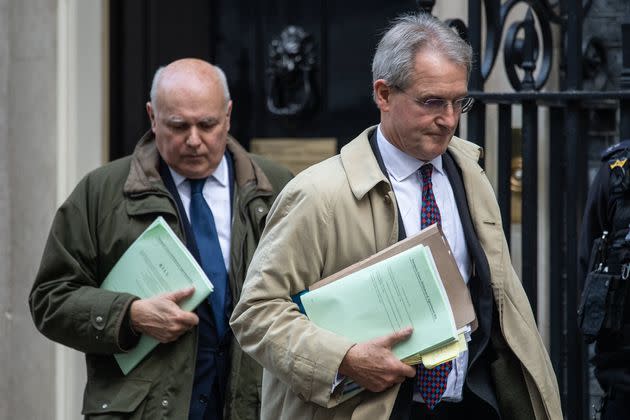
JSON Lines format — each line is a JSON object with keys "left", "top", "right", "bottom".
{"left": 338, "top": 327, "right": 416, "bottom": 392}
{"left": 129, "top": 287, "right": 199, "bottom": 343}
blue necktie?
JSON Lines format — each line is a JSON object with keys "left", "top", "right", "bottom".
{"left": 189, "top": 178, "right": 229, "bottom": 340}
{"left": 416, "top": 163, "right": 452, "bottom": 410}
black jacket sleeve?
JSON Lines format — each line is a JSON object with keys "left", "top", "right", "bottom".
{"left": 578, "top": 164, "right": 612, "bottom": 286}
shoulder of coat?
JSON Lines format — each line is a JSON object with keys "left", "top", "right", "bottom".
{"left": 448, "top": 136, "right": 483, "bottom": 162}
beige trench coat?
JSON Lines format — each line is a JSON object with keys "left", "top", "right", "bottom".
{"left": 231, "top": 127, "right": 562, "bottom": 420}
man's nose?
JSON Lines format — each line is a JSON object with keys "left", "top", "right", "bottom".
{"left": 186, "top": 128, "right": 202, "bottom": 147}
{"left": 436, "top": 105, "right": 459, "bottom": 129}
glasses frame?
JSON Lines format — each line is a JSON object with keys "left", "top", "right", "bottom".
{"left": 390, "top": 85, "right": 475, "bottom": 114}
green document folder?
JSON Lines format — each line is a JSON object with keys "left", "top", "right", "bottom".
{"left": 101, "top": 216, "right": 213, "bottom": 374}
{"left": 300, "top": 244, "right": 457, "bottom": 360}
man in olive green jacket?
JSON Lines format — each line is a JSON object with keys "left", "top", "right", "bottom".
{"left": 231, "top": 14, "right": 562, "bottom": 420}
{"left": 29, "top": 59, "right": 292, "bottom": 419}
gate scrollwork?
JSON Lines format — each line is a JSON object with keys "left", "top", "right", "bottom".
{"left": 421, "top": 0, "right": 598, "bottom": 92}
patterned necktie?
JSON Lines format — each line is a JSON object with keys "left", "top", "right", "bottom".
{"left": 189, "top": 178, "right": 229, "bottom": 340}
{"left": 416, "top": 163, "right": 452, "bottom": 410}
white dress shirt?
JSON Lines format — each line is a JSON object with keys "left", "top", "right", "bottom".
{"left": 376, "top": 125, "right": 472, "bottom": 402}
{"left": 168, "top": 155, "right": 232, "bottom": 270}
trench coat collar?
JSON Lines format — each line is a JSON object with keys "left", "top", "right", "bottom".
{"left": 340, "top": 126, "right": 390, "bottom": 200}
{"left": 448, "top": 135, "right": 484, "bottom": 165}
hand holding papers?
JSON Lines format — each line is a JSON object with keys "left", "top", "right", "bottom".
{"left": 128, "top": 286, "right": 199, "bottom": 343}
{"left": 101, "top": 216, "right": 213, "bottom": 374}
{"left": 337, "top": 327, "right": 416, "bottom": 394}
{"left": 295, "top": 224, "right": 476, "bottom": 399}
{"left": 301, "top": 244, "right": 459, "bottom": 362}
{"left": 307, "top": 224, "right": 476, "bottom": 332}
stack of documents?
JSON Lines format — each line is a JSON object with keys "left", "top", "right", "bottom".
{"left": 101, "top": 216, "right": 214, "bottom": 374}
{"left": 301, "top": 244, "right": 459, "bottom": 361}
{"left": 295, "top": 224, "right": 476, "bottom": 396}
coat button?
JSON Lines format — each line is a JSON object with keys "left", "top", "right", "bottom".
{"left": 162, "top": 399, "right": 169, "bottom": 408}
{"left": 384, "top": 195, "right": 391, "bottom": 203}
{"left": 256, "top": 206, "right": 264, "bottom": 213}
{"left": 95, "top": 316, "right": 103, "bottom": 323}
{"left": 101, "top": 403, "right": 108, "bottom": 409}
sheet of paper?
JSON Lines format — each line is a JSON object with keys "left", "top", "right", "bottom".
{"left": 101, "top": 216, "right": 213, "bottom": 374}
{"left": 309, "top": 224, "right": 476, "bottom": 331}
{"left": 301, "top": 244, "right": 458, "bottom": 360}
{"left": 406, "top": 332, "right": 468, "bottom": 368}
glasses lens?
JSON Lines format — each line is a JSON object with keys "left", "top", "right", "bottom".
{"left": 424, "top": 99, "right": 448, "bottom": 111}
{"left": 423, "top": 97, "right": 474, "bottom": 113}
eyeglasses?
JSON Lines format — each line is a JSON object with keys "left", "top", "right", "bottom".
{"left": 391, "top": 85, "right": 475, "bottom": 114}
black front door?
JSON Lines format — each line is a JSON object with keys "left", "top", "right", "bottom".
{"left": 109, "top": 0, "right": 419, "bottom": 159}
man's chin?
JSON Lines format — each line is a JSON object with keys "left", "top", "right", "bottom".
{"left": 414, "top": 142, "right": 450, "bottom": 161}
{"left": 431, "top": 138, "right": 452, "bottom": 157}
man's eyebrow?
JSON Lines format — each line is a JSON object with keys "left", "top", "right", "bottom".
{"left": 164, "top": 116, "right": 187, "bottom": 123}
{"left": 417, "top": 91, "right": 469, "bottom": 99}
{"left": 198, "top": 117, "right": 219, "bottom": 124}
{"left": 162, "top": 116, "right": 220, "bottom": 125}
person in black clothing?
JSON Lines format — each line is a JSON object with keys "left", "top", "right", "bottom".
{"left": 578, "top": 140, "right": 630, "bottom": 419}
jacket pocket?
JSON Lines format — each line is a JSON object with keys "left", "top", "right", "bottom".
{"left": 83, "top": 377, "right": 152, "bottom": 418}
{"left": 578, "top": 271, "right": 614, "bottom": 343}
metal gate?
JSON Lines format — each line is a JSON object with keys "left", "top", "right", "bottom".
{"left": 421, "top": 0, "right": 630, "bottom": 418}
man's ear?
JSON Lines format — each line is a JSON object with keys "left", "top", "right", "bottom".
{"left": 146, "top": 102, "right": 157, "bottom": 132}
{"left": 225, "top": 100, "right": 233, "bottom": 131}
{"left": 373, "top": 79, "right": 392, "bottom": 112}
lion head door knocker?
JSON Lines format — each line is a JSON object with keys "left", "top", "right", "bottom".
{"left": 266, "top": 25, "right": 317, "bottom": 116}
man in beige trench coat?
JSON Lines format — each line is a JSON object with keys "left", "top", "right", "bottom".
{"left": 231, "top": 12, "right": 562, "bottom": 420}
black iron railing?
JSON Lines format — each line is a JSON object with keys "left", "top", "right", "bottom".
{"left": 423, "top": 1, "right": 630, "bottom": 418}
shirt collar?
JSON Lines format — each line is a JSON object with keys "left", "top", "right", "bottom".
{"left": 376, "top": 124, "right": 443, "bottom": 182}
{"left": 168, "top": 154, "right": 229, "bottom": 188}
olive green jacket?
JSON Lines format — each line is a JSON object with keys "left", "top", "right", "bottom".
{"left": 29, "top": 131, "right": 292, "bottom": 419}
{"left": 231, "top": 127, "right": 562, "bottom": 419}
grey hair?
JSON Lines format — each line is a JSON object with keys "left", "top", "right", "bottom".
{"left": 371, "top": 13, "right": 473, "bottom": 100}
{"left": 149, "top": 66, "right": 165, "bottom": 108}
{"left": 149, "top": 63, "right": 231, "bottom": 109}
{"left": 213, "top": 65, "right": 232, "bottom": 104}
